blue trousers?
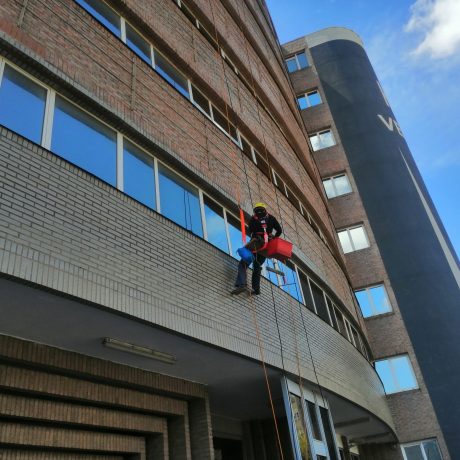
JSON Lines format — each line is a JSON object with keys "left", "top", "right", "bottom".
{"left": 235, "top": 253, "right": 266, "bottom": 291}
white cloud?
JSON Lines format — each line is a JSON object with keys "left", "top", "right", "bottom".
{"left": 405, "top": 0, "right": 460, "bottom": 59}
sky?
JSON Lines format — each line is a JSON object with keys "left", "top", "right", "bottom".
{"left": 266, "top": 0, "right": 460, "bottom": 259}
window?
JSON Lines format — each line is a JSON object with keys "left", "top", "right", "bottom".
{"left": 76, "top": 0, "right": 121, "bottom": 37}
{"left": 337, "top": 226, "right": 369, "bottom": 253}
{"left": 211, "top": 105, "right": 238, "bottom": 143}
{"left": 52, "top": 96, "right": 117, "bottom": 186}
{"left": 309, "top": 130, "right": 336, "bottom": 151}
{"left": 279, "top": 261, "right": 302, "bottom": 302}
{"left": 298, "top": 270, "right": 314, "bottom": 312}
{"left": 319, "top": 407, "right": 339, "bottom": 460}
{"left": 126, "top": 23, "right": 152, "bottom": 64}
{"left": 0, "top": 65, "right": 47, "bottom": 144}
{"left": 227, "top": 213, "right": 244, "bottom": 259}
{"left": 285, "top": 51, "right": 309, "bottom": 73}
{"left": 334, "top": 307, "right": 348, "bottom": 340}
{"left": 154, "top": 52, "right": 189, "bottom": 98}
{"left": 204, "top": 196, "right": 229, "bottom": 253}
{"left": 297, "top": 90, "right": 322, "bottom": 109}
{"left": 355, "top": 285, "right": 392, "bottom": 318}
{"left": 310, "top": 282, "right": 330, "bottom": 324}
{"left": 322, "top": 174, "right": 352, "bottom": 198}
{"left": 307, "top": 401, "right": 322, "bottom": 440}
{"left": 191, "top": 85, "right": 211, "bottom": 117}
{"left": 158, "top": 164, "right": 203, "bottom": 237}
{"left": 123, "top": 140, "right": 156, "bottom": 209}
{"left": 402, "top": 439, "right": 442, "bottom": 460}
{"left": 289, "top": 394, "right": 311, "bottom": 460}
{"left": 375, "top": 355, "right": 418, "bottom": 394}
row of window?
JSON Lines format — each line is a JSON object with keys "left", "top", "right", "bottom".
{"left": 0, "top": 60, "right": 371, "bottom": 361}
{"left": 75, "top": 0, "right": 335, "bottom": 255}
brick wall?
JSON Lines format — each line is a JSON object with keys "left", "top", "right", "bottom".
{"left": 0, "top": 129, "right": 393, "bottom": 428}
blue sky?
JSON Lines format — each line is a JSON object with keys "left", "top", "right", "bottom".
{"left": 266, "top": 0, "right": 460, "bottom": 258}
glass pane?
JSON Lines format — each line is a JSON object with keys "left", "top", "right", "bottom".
{"left": 349, "top": 227, "right": 369, "bottom": 251}
{"left": 319, "top": 130, "right": 335, "bottom": 148}
{"left": 297, "top": 95, "right": 308, "bottom": 110}
{"left": 404, "top": 445, "right": 424, "bottom": 460}
{"left": 355, "top": 289, "right": 373, "bottom": 318}
{"left": 309, "top": 134, "right": 320, "bottom": 152}
{"left": 333, "top": 175, "right": 352, "bottom": 196}
{"left": 289, "top": 394, "right": 311, "bottom": 460}
{"left": 322, "top": 179, "right": 335, "bottom": 199}
{"left": 52, "top": 96, "right": 116, "bottom": 185}
{"left": 76, "top": 0, "right": 121, "bottom": 37}
{"left": 279, "top": 261, "right": 302, "bottom": 301}
{"left": 307, "top": 91, "right": 321, "bottom": 106}
{"left": 299, "top": 271, "right": 314, "bottom": 312}
{"left": 241, "top": 137, "right": 253, "bottom": 160}
{"left": 307, "top": 401, "right": 322, "bottom": 440}
{"left": 296, "top": 52, "right": 309, "bottom": 69}
{"left": 126, "top": 23, "right": 152, "bottom": 64}
{"left": 158, "top": 165, "right": 203, "bottom": 237}
{"left": 422, "top": 440, "right": 442, "bottom": 460}
{"left": 392, "top": 355, "right": 417, "bottom": 390}
{"left": 204, "top": 197, "right": 229, "bottom": 253}
{"left": 351, "top": 326, "right": 360, "bottom": 348}
{"left": 338, "top": 230, "right": 353, "bottom": 254}
{"left": 286, "top": 58, "right": 298, "bottom": 73}
{"left": 123, "top": 140, "right": 155, "bottom": 209}
{"left": 327, "top": 299, "right": 338, "bottom": 330}
{"left": 311, "top": 282, "right": 329, "bottom": 324}
{"left": 228, "top": 121, "right": 239, "bottom": 143}
{"left": 155, "top": 52, "right": 189, "bottom": 98}
{"left": 370, "top": 285, "right": 392, "bottom": 314}
{"left": 227, "top": 213, "right": 244, "bottom": 259}
{"left": 0, "top": 65, "right": 46, "bottom": 144}
{"left": 264, "top": 259, "right": 279, "bottom": 285}
{"left": 254, "top": 151, "right": 271, "bottom": 178}
{"left": 375, "top": 360, "right": 397, "bottom": 394}
{"left": 335, "top": 308, "right": 348, "bottom": 339}
{"left": 320, "top": 406, "right": 338, "bottom": 460}
{"left": 191, "top": 86, "right": 211, "bottom": 116}
{"left": 212, "top": 106, "right": 230, "bottom": 134}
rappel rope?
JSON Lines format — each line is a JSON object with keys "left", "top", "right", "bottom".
{"left": 205, "top": 1, "right": 286, "bottom": 457}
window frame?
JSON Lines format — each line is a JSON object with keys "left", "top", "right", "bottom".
{"left": 337, "top": 225, "right": 370, "bottom": 254}
{"left": 401, "top": 439, "right": 443, "bottom": 460}
{"left": 322, "top": 173, "right": 352, "bottom": 199}
{"left": 355, "top": 284, "right": 392, "bottom": 318}
{"left": 285, "top": 51, "right": 309, "bottom": 73}
{"left": 375, "top": 354, "right": 419, "bottom": 394}
{"left": 297, "top": 89, "right": 322, "bottom": 109}
{"left": 309, "top": 129, "right": 336, "bottom": 151}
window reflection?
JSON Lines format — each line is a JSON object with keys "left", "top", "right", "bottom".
{"left": 126, "top": 23, "right": 152, "bottom": 64}
{"left": 155, "top": 53, "right": 189, "bottom": 98}
{"left": 158, "top": 164, "right": 202, "bottom": 237}
{"left": 76, "top": 0, "right": 121, "bottom": 37}
{"left": 123, "top": 140, "right": 155, "bottom": 209}
{"left": 204, "top": 196, "right": 228, "bottom": 253}
{"left": 227, "top": 213, "right": 243, "bottom": 259}
{"left": 52, "top": 96, "right": 117, "bottom": 185}
{"left": 289, "top": 394, "right": 311, "bottom": 460}
{"left": 0, "top": 65, "right": 46, "bottom": 144}
{"left": 279, "top": 261, "right": 302, "bottom": 301}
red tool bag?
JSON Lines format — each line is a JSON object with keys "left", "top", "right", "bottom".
{"left": 259, "top": 237, "right": 293, "bottom": 260}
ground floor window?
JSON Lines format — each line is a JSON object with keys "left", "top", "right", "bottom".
{"left": 283, "top": 378, "right": 339, "bottom": 460}
{"left": 401, "top": 439, "right": 442, "bottom": 460}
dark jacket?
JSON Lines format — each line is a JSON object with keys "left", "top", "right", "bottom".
{"left": 249, "top": 213, "right": 282, "bottom": 239}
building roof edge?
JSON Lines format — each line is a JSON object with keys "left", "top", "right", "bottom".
{"left": 304, "top": 27, "right": 364, "bottom": 48}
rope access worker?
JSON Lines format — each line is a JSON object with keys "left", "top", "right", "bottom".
{"left": 232, "top": 202, "right": 282, "bottom": 296}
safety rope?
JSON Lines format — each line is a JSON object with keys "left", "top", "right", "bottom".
{"left": 206, "top": 2, "right": 285, "bottom": 457}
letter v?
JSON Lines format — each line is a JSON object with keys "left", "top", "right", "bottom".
{"left": 378, "top": 114, "right": 394, "bottom": 131}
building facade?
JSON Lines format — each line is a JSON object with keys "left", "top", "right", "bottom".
{"left": 282, "top": 28, "right": 459, "bottom": 460}
{"left": 0, "top": 0, "right": 456, "bottom": 459}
